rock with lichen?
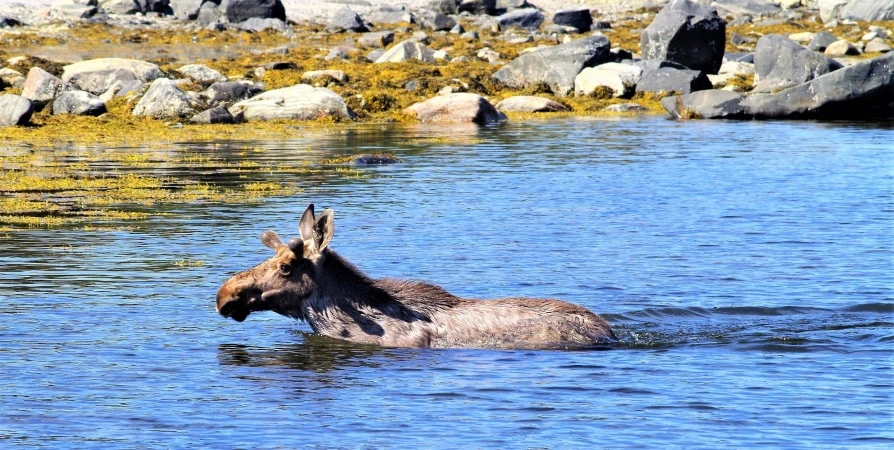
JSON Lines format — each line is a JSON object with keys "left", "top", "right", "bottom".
{"left": 405, "top": 93, "right": 507, "bottom": 123}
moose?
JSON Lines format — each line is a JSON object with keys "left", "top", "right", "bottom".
{"left": 216, "top": 204, "right": 617, "bottom": 349}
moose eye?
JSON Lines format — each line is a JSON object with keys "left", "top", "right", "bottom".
{"left": 278, "top": 263, "right": 291, "bottom": 276}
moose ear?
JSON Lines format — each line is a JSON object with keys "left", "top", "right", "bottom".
{"left": 299, "top": 203, "right": 315, "bottom": 240}
{"left": 261, "top": 230, "right": 284, "bottom": 250}
{"left": 314, "top": 209, "right": 335, "bottom": 252}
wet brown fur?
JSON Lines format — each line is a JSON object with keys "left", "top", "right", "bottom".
{"left": 216, "top": 205, "right": 616, "bottom": 349}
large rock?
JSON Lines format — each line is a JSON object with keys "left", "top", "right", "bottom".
{"left": 0, "top": 94, "right": 34, "bottom": 127}
{"left": 459, "top": 0, "right": 496, "bottom": 15}
{"left": 635, "top": 65, "right": 712, "bottom": 94}
{"left": 753, "top": 34, "right": 842, "bottom": 93}
{"left": 189, "top": 106, "right": 237, "bottom": 124}
{"left": 367, "top": 7, "right": 413, "bottom": 25}
{"left": 102, "top": 0, "right": 142, "bottom": 15}
{"left": 422, "top": 12, "right": 456, "bottom": 31}
{"left": 824, "top": 40, "right": 860, "bottom": 57}
{"left": 492, "top": 35, "right": 611, "bottom": 96}
{"left": 374, "top": 40, "right": 437, "bottom": 63}
{"left": 201, "top": 80, "right": 264, "bottom": 107}
{"left": 228, "top": 84, "right": 355, "bottom": 121}
{"left": 170, "top": 0, "right": 201, "bottom": 20}
{"left": 552, "top": 8, "right": 592, "bottom": 33}
{"left": 21, "top": 67, "right": 67, "bottom": 110}
{"left": 405, "top": 93, "right": 506, "bottom": 124}
{"left": 661, "top": 89, "right": 745, "bottom": 119}
{"left": 62, "top": 58, "right": 163, "bottom": 92}
{"left": 808, "top": 31, "right": 839, "bottom": 52}
{"left": 640, "top": 0, "right": 726, "bottom": 75}
{"left": 225, "top": 0, "right": 285, "bottom": 23}
{"left": 574, "top": 62, "right": 643, "bottom": 98}
{"left": 328, "top": 7, "right": 368, "bottom": 32}
{"left": 52, "top": 90, "right": 107, "bottom": 116}
{"left": 741, "top": 52, "right": 894, "bottom": 119}
{"left": 132, "top": 78, "right": 199, "bottom": 119}
{"left": 176, "top": 64, "right": 227, "bottom": 86}
{"left": 359, "top": 31, "right": 395, "bottom": 48}
{"left": 496, "top": 8, "right": 544, "bottom": 31}
{"left": 838, "top": 0, "right": 894, "bottom": 22}
{"left": 239, "top": 17, "right": 289, "bottom": 33}
{"left": 431, "top": 0, "right": 459, "bottom": 14}
{"left": 711, "top": 0, "right": 779, "bottom": 17}
{"left": 494, "top": 95, "right": 569, "bottom": 112}
{"left": 818, "top": 0, "right": 849, "bottom": 23}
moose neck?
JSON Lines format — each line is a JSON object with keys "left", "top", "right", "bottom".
{"left": 304, "top": 250, "right": 398, "bottom": 318}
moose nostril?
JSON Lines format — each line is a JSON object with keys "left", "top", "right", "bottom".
{"left": 218, "top": 301, "right": 235, "bottom": 317}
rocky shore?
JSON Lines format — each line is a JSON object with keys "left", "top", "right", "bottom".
{"left": 0, "top": 0, "right": 892, "bottom": 137}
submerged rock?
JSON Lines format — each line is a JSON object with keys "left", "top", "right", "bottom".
{"left": 661, "top": 89, "right": 746, "bottom": 119}
{"left": 0, "top": 94, "right": 34, "bottom": 126}
{"left": 405, "top": 93, "right": 506, "bottom": 124}
{"left": 228, "top": 84, "right": 356, "bottom": 122}
{"left": 132, "top": 78, "right": 199, "bottom": 119}
{"left": 640, "top": 0, "right": 726, "bottom": 74}
{"left": 494, "top": 95, "right": 570, "bottom": 112}
{"left": 52, "top": 90, "right": 107, "bottom": 116}
{"left": 492, "top": 35, "right": 611, "bottom": 96}
{"left": 602, "top": 103, "right": 647, "bottom": 113}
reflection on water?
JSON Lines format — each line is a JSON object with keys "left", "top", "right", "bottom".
{"left": 1, "top": 117, "right": 892, "bottom": 447}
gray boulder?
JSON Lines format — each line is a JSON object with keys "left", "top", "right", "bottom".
{"left": 140, "top": 0, "right": 172, "bottom": 14}
{"left": 177, "top": 64, "right": 227, "bottom": 86}
{"left": 196, "top": 1, "right": 221, "bottom": 25}
{"left": 189, "top": 106, "right": 237, "bottom": 124}
{"left": 101, "top": 0, "right": 142, "bottom": 15}
{"left": 459, "top": 0, "right": 496, "bottom": 15}
{"left": 366, "top": 48, "right": 386, "bottom": 62}
{"left": 62, "top": 58, "right": 163, "bottom": 91}
{"left": 552, "top": 8, "right": 592, "bottom": 33}
{"left": 824, "top": 40, "right": 859, "bottom": 57}
{"left": 21, "top": 67, "right": 67, "bottom": 110}
{"left": 865, "top": 38, "right": 893, "bottom": 54}
{"left": 753, "top": 34, "right": 842, "bottom": 93}
{"left": 742, "top": 52, "right": 894, "bottom": 119}
{"left": 711, "top": 0, "right": 779, "bottom": 17}
{"left": 367, "top": 7, "right": 413, "bottom": 25}
{"left": 239, "top": 17, "right": 289, "bottom": 33}
{"left": 0, "top": 95, "right": 34, "bottom": 127}
{"left": 422, "top": 12, "right": 456, "bottom": 31}
{"left": 359, "top": 31, "right": 395, "bottom": 48}
{"left": 374, "top": 40, "right": 437, "bottom": 63}
{"left": 661, "top": 89, "right": 745, "bottom": 119}
{"left": 201, "top": 80, "right": 264, "bottom": 107}
{"left": 807, "top": 31, "right": 838, "bottom": 52}
{"left": 328, "top": 7, "right": 368, "bottom": 32}
{"left": 839, "top": 0, "right": 894, "bottom": 22}
{"left": 405, "top": 93, "right": 506, "bottom": 123}
{"left": 635, "top": 65, "right": 712, "bottom": 94}
{"left": 66, "top": 68, "right": 140, "bottom": 95}
{"left": 53, "top": 90, "right": 107, "bottom": 116}
{"left": 170, "top": 0, "right": 201, "bottom": 19}
{"left": 132, "top": 78, "right": 200, "bottom": 119}
{"left": 494, "top": 95, "right": 569, "bottom": 112}
{"left": 492, "top": 35, "right": 612, "bottom": 96}
{"left": 431, "top": 0, "right": 459, "bottom": 14}
{"left": 640, "top": 0, "right": 726, "bottom": 74}
{"left": 226, "top": 0, "right": 285, "bottom": 23}
{"left": 228, "top": 84, "right": 356, "bottom": 122}
{"left": 497, "top": 8, "right": 544, "bottom": 31}
{"left": 818, "top": 0, "right": 849, "bottom": 22}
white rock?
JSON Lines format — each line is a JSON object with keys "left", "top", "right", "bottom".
{"left": 574, "top": 62, "right": 643, "bottom": 98}
{"left": 62, "top": 58, "right": 163, "bottom": 84}
{"left": 228, "top": 84, "right": 355, "bottom": 122}
{"left": 374, "top": 40, "right": 437, "bottom": 64}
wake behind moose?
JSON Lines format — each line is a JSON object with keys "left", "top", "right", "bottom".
{"left": 216, "top": 204, "right": 616, "bottom": 349}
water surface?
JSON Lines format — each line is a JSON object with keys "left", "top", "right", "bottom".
{"left": 1, "top": 117, "right": 892, "bottom": 447}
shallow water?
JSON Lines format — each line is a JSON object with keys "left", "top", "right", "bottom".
{"left": 1, "top": 117, "right": 892, "bottom": 447}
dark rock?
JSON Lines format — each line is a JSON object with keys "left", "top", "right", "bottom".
{"left": 807, "top": 31, "right": 838, "bottom": 52}
{"left": 0, "top": 17, "right": 22, "bottom": 27}
{"left": 496, "top": 8, "right": 543, "bottom": 30}
{"left": 635, "top": 65, "right": 712, "bottom": 94}
{"left": 140, "top": 0, "right": 172, "bottom": 14}
{"left": 328, "top": 7, "right": 368, "bottom": 32}
{"left": 196, "top": 1, "right": 221, "bottom": 25}
{"left": 593, "top": 21, "right": 611, "bottom": 30}
{"left": 712, "top": 0, "right": 780, "bottom": 17}
{"left": 202, "top": 80, "right": 264, "bottom": 107}
{"left": 358, "top": 31, "right": 395, "bottom": 48}
{"left": 741, "top": 52, "right": 894, "bottom": 118}
{"left": 459, "top": 0, "right": 496, "bottom": 15}
{"left": 552, "top": 8, "right": 592, "bottom": 33}
{"left": 53, "top": 90, "right": 106, "bottom": 116}
{"left": 640, "top": 0, "right": 726, "bottom": 74}
{"left": 189, "top": 106, "right": 237, "bottom": 124}
{"left": 422, "top": 12, "right": 456, "bottom": 31}
{"left": 661, "top": 89, "right": 746, "bottom": 119}
{"left": 753, "top": 34, "right": 842, "bottom": 93}
{"left": 261, "top": 61, "right": 297, "bottom": 70}
{"left": 404, "top": 93, "right": 506, "bottom": 124}
{"left": 116, "top": 80, "right": 145, "bottom": 97}
{"left": 610, "top": 47, "right": 633, "bottom": 62}
{"left": 350, "top": 154, "right": 402, "bottom": 165}
{"left": 0, "top": 94, "right": 34, "bottom": 126}
{"left": 240, "top": 17, "right": 289, "bottom": 33}
{"left": 225, "top": 0, "right": 285, "bottom": 23}
{"left": 492, "top": 35, "right": 611, "bottom": 96}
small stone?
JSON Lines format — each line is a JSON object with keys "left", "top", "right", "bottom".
{"left": 177, "top": 64, "right": 227, "bottom": 86}
{"left": 864, "top": 37, "right": 892, "bottom": 54}
{"left": 358, "top": 31, "right": 395, "bottom": 48}
{"left": 261, "top": 61, "right": 298, "bottom": 70}
{"left": 374, "top": 40, "right": 437, "bottom": 64}
{"left": 302, "top": 70, "right": 348, "bottom": 84}
{"left": 494, "top": 95, "right": 570, "bottom": 112}
{"left": 824, "top": 39, "right": 860, "bottom": 57}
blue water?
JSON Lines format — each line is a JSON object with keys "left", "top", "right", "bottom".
{"left": 1, "top": 117, "right": 892, "bottom": 448}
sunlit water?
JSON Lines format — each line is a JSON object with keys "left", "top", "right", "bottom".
{"left": 1, "top": 117, "right": 892, "bottom": 447}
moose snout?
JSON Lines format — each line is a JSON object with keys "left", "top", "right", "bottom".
{"left": 216, "top": 282, "right": 259, "bottom": 322}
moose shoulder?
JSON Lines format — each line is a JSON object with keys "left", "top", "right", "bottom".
{"left": 216, "top": 204, "right": 617, "bottom": 349}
